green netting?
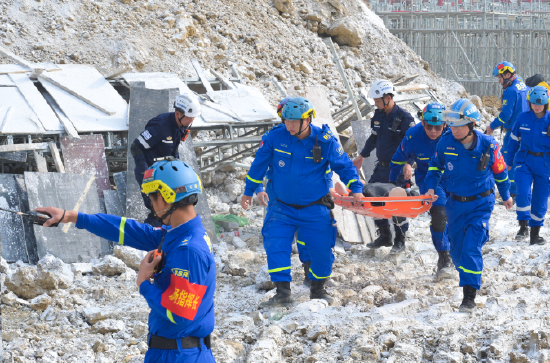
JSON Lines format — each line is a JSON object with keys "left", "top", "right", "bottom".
{"left": 212, "top": 214, "right": 249, "bottom": 236}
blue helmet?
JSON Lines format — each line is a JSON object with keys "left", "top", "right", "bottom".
{"left": 281, "top": 97, "right": 316, "bottom": 121}
{"left": 443, "top": 99, "right": 481, "bottom": 127}
{"left": 527, "top": 86, "right": 549, "bottom": 105}
{"left": 493, "top": 61, "right": 516, "bottom": 77}
{"left": 141, "top": 159, "right": 202, "bottom": 204}
{"left": 422, "top": 103, "right": 446, "bottom": 125}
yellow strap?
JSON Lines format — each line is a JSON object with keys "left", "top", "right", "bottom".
{"left": 325, "top": 168, "right": 331, "bottom": 174}
{"left": 166, "top": 310, "right": 176, "bottom": 324}
{"left": 246, "top": 175, "right": 263, "bottom": 184}
{"left": 346, "top": 179, "right": 357, "bottom": 188}
{"left": 296, "top": 240, "right": 305, "bottom": 246}
{"left": 444, "top": 152, "right": 458, "bottom": 156}
{"left": 458, "top": 266, "right": 482, "bottom": 274}
{"left": 510, "top": 179, "right": 514, "bottom": 183}
{"left": 309, "top": 268, "right": 332, "bottom": 279}
{"left": 391, "top": 160, "right": 407, "bottom": 165}
{"left": 268, "top": 266, "right": 291, "bottom": 273}
{"left": 417, "top": 157, "right": 430, "bottom": 160}
{"left": 495, "top": 176, "right": 508, "bottom": 183}
{"left": 498, "top": 117, "right": 505, "bottom": 123}
{"left": 428, "top": 167, "right": 441, "bottom": 171}
{"left": 118, "top": 217, "right": 126, "bottom": 245}
{"left": 274, "top": 149, "right": 291, "bottom": 155}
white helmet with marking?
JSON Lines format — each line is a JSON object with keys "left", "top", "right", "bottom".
{"left": 369, "top": 80, "right": 395, "bottom": 99}
{"left": 174, "top": 93, "right": 202, "bottom": 118}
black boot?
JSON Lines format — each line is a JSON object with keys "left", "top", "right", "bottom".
{"left": 259, "top": 281, "right": 293, "bottom": 308}
{"left": 459, "top": 285, "right": 477, "bottom": 313}
{"left": 530, "top": 226, "right": 546, "bottom": 246}
{"left": 435, "top": 251, "right": 454, "bottom": 280}
{"left": 302, "top": 262, "right": 311, "bottom": 287}
{"left": 310, "top": 279, "right": 334, "bottom": 305}
{"left": 516, "top": 220, "right": 529, "bottom": 240}
{"left": 367, "top": 224, "right": 392, "bottom": 249}
{"left": 389, "top": 232, "right": 405, "bottom": 254}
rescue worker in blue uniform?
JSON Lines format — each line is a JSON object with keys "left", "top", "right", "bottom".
{"left": 506, "top": 86, "right": 550, "bottom": 245}
{"left": 241, "top": 97, "right": 363, "bottom": 307}
{"left": 352, "top": 80, "right": 416, "bottom": 253}
{"left": 389, "top": 103, "right": 454, "bottom": 280}
{"left": 425, "top": 99, "right": 513, "bottom": 313}
{"left": 485, "top": 62, "right": 530, "bottom": 199}
{"left": 130, "top": 92, "right": 202, "bottom": 226}
{"left": 36, "top": 159, "right": 215, "bottom": 362}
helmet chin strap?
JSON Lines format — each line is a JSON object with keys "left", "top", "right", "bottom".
{"left": 294, "top": 118, "right": 310, "bottom": 136}
{"left": 457, "top": 123, "right": 474, "bottom": 143}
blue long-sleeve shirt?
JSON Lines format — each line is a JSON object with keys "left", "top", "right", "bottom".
{"left": 506, "top": 110, "right": 550, "bottom": 166}
{"left": 76, "top": 213, "right": 215, "bottom": 339}
{"left": 389, "top": 123, "right": 448, "bottom": 186}
{"left": 360, "top": 105, "right": 416, "bottom": 162}
{"left": 244, "top": 124, "right": 362, "bottom": 204}
{"left": 425, "top": 130, "right": 510, "bottom": 201}
{"left": 489, "top": 77, "right": 529, "bottom": 131}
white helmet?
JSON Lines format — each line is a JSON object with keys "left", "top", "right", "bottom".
{"left": 369, "top": 80, "right": 395, "bottom": 99}
{"left": 174, "top": 93, "right": 202, "bottom": 118}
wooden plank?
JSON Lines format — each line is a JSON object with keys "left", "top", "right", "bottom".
{"left": 365, "top": 216, "right": 377, "bottom": 242}
{"left": 0, "top": 143, "right": 49, "bottom": 153}
{"left": 356, "top": 214, "right": 371, "bottom": 245}
{"left": 48, "top": 143, "right": 65, "bottom": 173}
{"left": 9, "top": 73, "right": 63, "bottom": 132}
{"left": 0, "top": 45, "right": 34, "bottom": 69}
{"left": 395, "top": 84, "right": 429, "bottom": 93}
{"left": 211, "top": 69, "right": 236, "bottom": 90}
{"left": 33, "top": 151, "right": 48, "bottom": 172}
{"left": 191, "top": 59, "right": 214, "bottom": 93}
{"left": 60, "top": 135, "right": 110, "bottom": 198}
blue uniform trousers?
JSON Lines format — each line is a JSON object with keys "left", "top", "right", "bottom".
{"left": 368, "top": 163, "right": 409, "bottom": 235}
{"left": 515, "top": 159, "right": 550, "bottom": 227}
{"left": 446, "top": 193, "right": 495, "bottom": 290}
{"left": 264, "top": 181, "right": 311, "bottom": 264}
{"left": 418, "top": 182, "right": 450, "bottom": 252}
{"left": 503, "top": 130, "right": 517, "bottom": 196}
{"left": 144, "top": 341, "right": 215, "bottom": 362}
{"left": 262, "top": 201, "right": 336, "bottom": 282}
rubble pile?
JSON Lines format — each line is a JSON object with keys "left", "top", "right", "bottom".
{"left": 1, "top": 0, "right": 465, "bottom": 110}
{"left": 3, "top": 204, "right": 550, "bottom": 362}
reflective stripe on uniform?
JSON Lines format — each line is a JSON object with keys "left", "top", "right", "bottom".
{"left": 296, "top": 240, "right": 305, "bottom": 246}
{"left": 429, "top": 167, "right": 442, "bottom": 171}
{"left": 346, "top": 179, "right": 357, "bottom": 188}
{"left": 510, "top": 133, "right": 520, "bottom": 141}
{"left": 118, "top": 217, "right": 127, "bottom": 245}
{"left": 520, "top": 127, "right": 530, "bottom": 131}
{"left": 309, "top": 268, "right": 332, "bottom": 279}
{"left": 268, "top": 266, "right": 291, "bottom": 273}
{"left": 531, "top": 213, "right": 544, "bottom": 221}
{"left": 275, "top": 149, "right": 291, "bottom": 155}
{"left": 326, "top": 168, "right": 331, "bottom": 174}
{"left": 495, "top": 176, "right": 508, "bottom": 183}
{"left": 516, "top": 206, "right": 531, "bottom": 211}
{"left": 498, "top": 117, "right": 505, "bottom": 123}
{"left": 444, "top": 152, "right": 458, "bottom": 156}
{"left": 417, "top": 157, "right": 430, "bottom": 160}
{"left": 137, "top": 135, "right": 151, "bottom": 149}
{"left": 246, "top": 175, "right": 263, "bottom": 184}
{"left": 166, "top": 310, "right": 176, "bottom": 324}
{"left": 371, "top": 131, "right": 377, "bottom": 135}
{"left": 391, "top": 160, "right": 407, "bottom": 165}
{"left": 458, "top": 266, "right": 482, "bottom": 274}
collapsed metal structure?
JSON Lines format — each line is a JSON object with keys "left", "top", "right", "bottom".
{"left": 370, "top": 0, "right": 550, "bottom": 95}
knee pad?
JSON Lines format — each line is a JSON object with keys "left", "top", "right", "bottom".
{"left": 430, "top": 206, "right": 447, "bottom": 233}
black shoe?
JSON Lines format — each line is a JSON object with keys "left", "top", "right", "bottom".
{"left": 435, "top": 250, "right": 454, "bottom": 280}
{"left": 367, "top": 225, "right": 392, "bottom": 249}
{"left": 389, "top": 233, "right": 405, "bottom": 254}
{"left": 302, "top": 262, "right": 311, "bottom": 287}
{"left": 459, "top": 285, "right": 477, "bottom": 313}
{"left": 310, "top": 279, "right": 334, "bottom": 305}
{"left": 516, "top": 220, "right": 529, "bottom": 240}
{"left": 259, "top": 281, "right": 293, "bottom": 308}
{"left": 530, "top": 226, "right": 546, "bottom": 246}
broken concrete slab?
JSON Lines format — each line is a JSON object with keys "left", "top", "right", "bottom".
{"left": 9, "top": 73, "right": 63, "bottom": 132}
{"left": 206, "top": 85, "right": 278, "bottom": 122}
{"left": 126, "top": 86, "right": 180, "bottom": 222}
{"left": 192, "top": 59, "right": 214, "bottom": 93}
{"left": 24, "top": 172, "right": 104, "bottom": 263}
{"left": 60, "top": 135, "right": 109, "bottom": 198}
{"left": 103, "top": 190, "right": 123, "bottom": 217}
{"left": 113, "top": 172, "right": 127, "bottom": 216}
{"left": 33, "top": 151, "right": 48, "bottom": 172}
{"left": 0, "top": 174, "right": 39, "bottom": 264}
{"left": 40, "top": 87, "right": 80, "bottom": 139}
{"left": 0, "top": 74, "right": 15, "bottom": 86}
{"left": 0, "top": 87, "right": 46, "bottom": 134}
{"left": 0, "top": 151, "right": 27, "bottom": 162}
{"left": 0, "top": 143, "right": 49, "bottom": 153}
{"left": 351, "top": 119, "right": 376, "bottom": 182}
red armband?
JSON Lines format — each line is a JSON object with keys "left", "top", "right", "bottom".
{"left": 490, "top": 144, "right": 506, "bottom": 174}
{"left": 161, "top": 274, "right": 207, "bottom": 321}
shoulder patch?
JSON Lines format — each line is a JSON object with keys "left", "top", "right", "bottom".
{"left": 503, "top": 99, "right": 508, "bottom": 106}
{"left": 319, "top": 124, "right": 334, "bottom": 142}
{"left": 171, "top": 268, "right": 189, "bottom": 279}
{"left": 409, "top": 121, "right": 416, "bottom": 127}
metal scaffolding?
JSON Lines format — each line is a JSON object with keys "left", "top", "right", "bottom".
{"left": 370, "top": 0, "right": 550, "bottom": 95}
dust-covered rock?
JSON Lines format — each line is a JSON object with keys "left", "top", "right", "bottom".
{"left": 92, "top": 255, "right": 127, "bottom": 276}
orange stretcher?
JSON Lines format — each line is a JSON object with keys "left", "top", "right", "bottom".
{"left": 331, "top": 192, "right": 433, "bottom": 219}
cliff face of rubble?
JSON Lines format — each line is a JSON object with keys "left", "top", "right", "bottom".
{"left": 1, "top": 0, "right": 466, "bottom": 109}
